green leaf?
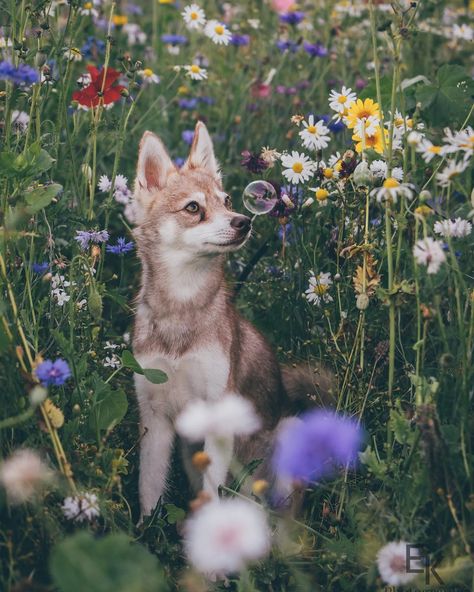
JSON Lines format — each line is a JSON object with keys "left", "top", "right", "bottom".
{"left": 359, "top": 75, "right": 393, "bottom": 108}
{"left": 164, "top": 503, "right": 186, "bottom": 525}
{"left": 88, "top": 375, "right": 128, "bottom": 437}
{"left": 50, "top": 531, "right": 168, "bottom": 592}
{"left": 415, "top": 65, "right": 474, "bottom": 127}
{"left": 389, "top": 407, "right": 415, "bottom": 446}
{"left": 24, "top": 183, "right": 62, "bottom": 214}
{"left": 121, "top": 350, "right": 168, "bottom": 384}
{"left": 359, "top": 446, "right": 387, "bottom": 479}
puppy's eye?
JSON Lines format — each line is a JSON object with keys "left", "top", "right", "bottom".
{"left": 224, "top": 195, "right": 232, "bottom": 210}
{"left": 185, "top": 201, "right": 200, "bottom": 213}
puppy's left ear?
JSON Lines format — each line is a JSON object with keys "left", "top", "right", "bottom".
{"left": 182, "top": 121, "right": 221, "bottom": 179}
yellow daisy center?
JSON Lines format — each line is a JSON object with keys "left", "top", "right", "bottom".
{"left": 143, "top": 68, "right": 153, "bottom": 77}
{"left": 190, "top": 65, "right": 201, "bottom": 74}
{"left": 292, "top": 162, "right": 303, "bottom": 174}
{"left": 428, "top": 145, "right": 441, "bottom": 154}
{"left": 215, "top": 25, "right": 225, "bottom": 35}
{"left": 190, "top": 11, "right": 198, "bottom": 19}
{"left": 307, "top": 125, "right": 317, "bottom": 134}
{"left": 84, "top": 2, "right": 92, "bottom": 8}
{"left": 383, "top": 177, "right": 400, "bottom": 189}
{"left": 315, "top": 188, "right": 329, "bottom": 201}
{"left": 313, "top": 280, "right": 328, "bottom": 295}
{"left": 337, "top": 95, "right": 347, "bottom": 104}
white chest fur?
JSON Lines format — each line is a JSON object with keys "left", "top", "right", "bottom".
{"left": 134, "top": 345, "right": 230, "bottom": 418}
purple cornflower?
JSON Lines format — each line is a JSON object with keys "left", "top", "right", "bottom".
{"left": 273, "top": 410, "right": 363, "bottom": 483}
{"left": 303, "top": 41, "right": 328, "bottom": 57}
{"left": 0, "top": 61, "right": 39, "bottom": 85}
{"left": 198, "top": 96, "right": 215, "bottom": 105}
{"left": 182, "top": 130, "right": 195, "bottom": 145}
{"left": 75, "top": 230, "right": 110, "bottom": 250}
{"left": 178, "top": 98, "right": 198, "bottom": 110}
{"left": 230, "top": 33, "right": 250, "bottom": 46}
{"left": 276, "top": 39, "right": 299, "bottom": 53}
{"left": 106, "top": 237, "right": 134, "bottom": 254}
{"left": 161, "top": 33, "right": 188, "bottom": 45}
{"left": 241, "top": 150, "right": 269, "bottom": 174}
{"left": 32, "top": 262, "right": 49, "bottom": 274}
{"left": 279, "top": 11, "right": 305, "bottom": 25}
{"left": 36, "top": 359, "right": 71, "bottom": 387}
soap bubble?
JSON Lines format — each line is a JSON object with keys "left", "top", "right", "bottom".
{"left": 242, "top": 180, "right": 277, "bottom": 215}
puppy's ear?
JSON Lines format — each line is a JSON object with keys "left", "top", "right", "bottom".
{"left": 132, "top": 132, "right": 176, "bottom": 224}
{"left": 182, "top": 121, "right": 221, "bottom": 179}
{"left": 136, "top": 131, "right": 176, "bottom": 191}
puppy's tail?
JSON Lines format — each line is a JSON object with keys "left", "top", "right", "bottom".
{"left": 281, "top": 362, "right": 335, "bottom": 412}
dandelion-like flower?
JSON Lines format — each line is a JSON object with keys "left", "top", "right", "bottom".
{"left": 62, "top": 492, "right": 100, "bottom": 522}
{"left": 370, "top": 178, "right": 414, "bottom": 203}
{"left": 298, "top": 115, "right": 330, "bottom": 150}
{"left": 281, "top": 151, "right": 315, "bottom": 184}
{"left": 0, "top": 449, "right": 53, "bottom": 504}
{"left": 377, "top": 541, "right": 421, "bottom": 586}
{"left": 181, "top": 4, "right": 206, "bottom": 29}
{"left": 304, "top": 271, "right": 333, "bottom": 305}
{"left": 36, "top": 359, "right": 71, "bottom": 386}
{"left": 204, "top": 20, "right": 232, "bottom": 45}
{"left": 273, "top": 410, "right": 362, "bottom": 482}
{"left": 344, "top": 98, "right": 380, "bottom": 131}
{"left": 413, "top": 237, "right": 446, "bottom": 274}
{"left": 184, "top": 498, "right": 271, "bottom": 575}
{"left": 352, "top": 126, "right": 387, "bottom": 155}
{"left": 184, "top": 64, "right": 208, "bottom": 81}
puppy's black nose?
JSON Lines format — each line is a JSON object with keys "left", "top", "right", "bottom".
{"left": 230, "top": 215, "right": 251, "bottom": 232}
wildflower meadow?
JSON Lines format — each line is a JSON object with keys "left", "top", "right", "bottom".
{"left": 1, "top": 0, "right": 473, "bottom": 590}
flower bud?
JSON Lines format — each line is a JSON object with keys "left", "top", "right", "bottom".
{"left": 29, "top": 386, "right": 47, "bottom": 407}
{"left": 356, "top": 293, "right": 370, "bottom": 310}
{"left": 88, "top": 287, "right": 102, "bottom": 322}
{"left": 252, "top": 479, "right": 269, "bottom": 496}
{"left": 302, "top": 197, "right": 314, "bottom": 208}
{"left": 192, "top": 451, "right": 211, "bottom": 471}
{"left": 353, "top": 161, "right": 374, "bottom": 189}
{"left": 419, "top": 189, "right": 431, "bottom": 202}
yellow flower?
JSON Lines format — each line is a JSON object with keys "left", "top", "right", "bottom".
{"left": 43, "top": 399, "right": 64, "bottom": 429}
{"left": 323, "top": 168, "right": 333, "bottom": 179}
{"left": 177, "top": 85, "right": 189, "bottom": 95}
{"left": 345, "top": 98, "right": 380, "bottom": 130}
{"left": 383, "top": 177, "right": 399, "bottom": 189}
{"left": 415, "top": 205, "right": 433, "bottom": 217}
{"left": 315, "top": 188, "right": 329, "bottom": 201}
{"left": 158, "top": 0, "right": 174, "bottom": 3}
{"left": 352, "top": 126, "right": 387, "bottom": 155}
{"left": 112, "top": 15, "right": 128, "bottom": 26}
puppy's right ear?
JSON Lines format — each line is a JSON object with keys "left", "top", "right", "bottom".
{"left": 136, "top": 131, "right": 176, "bottom": 191}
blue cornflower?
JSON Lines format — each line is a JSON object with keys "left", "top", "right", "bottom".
{"left": 106, "top": 237, "right": 134, "bottom": 254}
{"left": 161, "top": 33, "right": 188, "bottom": 45}
{"left": 273, "top": 410, "right": 363, "bottom": 483}
{"left": 32, "top": 262, "right": 49, "bottom": 274}
{"left": 36, "top": 359, "right": 71, "bottom": 387}
{"left": 81, "top": 36, "right": 106, "bottom": 59}
{"left": 303, "top": 41, "right": 328, "bottom": 57}
{"left": 280, "top": 11, "right": 305, "bottom": 25}
{"left": 182, "top": 130, "right": 195, "bottom": 145}
{"left": 75, "top": 229, "right": 110, "bottom": 250}
{"left": 328, "top": 119, "right": 345, "bottom": 133}
{"left": 198, "top": 96, "right": 215, "bottom": 105}
{"left": 178, "top": 98, "right": 198, "bottom": 110}
{"left": 276, "top": 39, "right": 299, "bottom": 53}
{"left": 230, "top": 34, "right": 250, "bottom": 47}
{"left": 0, "top": 61, "right": 39, "bottom": 85}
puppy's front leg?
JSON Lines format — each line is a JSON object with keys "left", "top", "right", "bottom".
{"left": 139, "top": 413, "right": 174, "bottom": 519}
{"left": 203, "top": 435, "right": 234, "bottom": 498}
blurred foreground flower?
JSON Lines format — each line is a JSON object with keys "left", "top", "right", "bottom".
{"left": 0, "top": 449, "right": 53, "bottom": 504}
{"left": 377, "top": 541, "right": 421, "bottom": 586}
{"left": 273, "top": 410, "right": 362, "bottom": 482}
{"left": 176, "top": 393, "right": 261, "bottom": 441}
{"left": 184, "top": 498, "right": 270, "bottom": 574}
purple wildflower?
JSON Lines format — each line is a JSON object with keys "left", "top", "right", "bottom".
{"left": 36, "top": 359, "right": 71, "bottom": 387}
{"left": 241, "top": 150, "right": 269, "bottom": 174}
{"left": 198, "top": 96, "right": 215, "bottom": 105}
{"left": 279, "top": 11, "right": 305, "bottom": 25}
{"left": 32, "top": 262, "right": 49, "bottom": 274}
{"left": 230, "top": 34, "right": 250, "bottom": 46}
{"left": 273, "top": 410, "right": 363, "bottom": 483}
{"left": 75, "top": 230, "right": 110, "bottom": 250}
{"left": 182, "top": 130, "right": 195, "bottom": 145}
{"left": 303, "top": 41, "right": 328, "bottom": 57}
{"left": 276, "top": 39, "right": 299, "bottom": 53}
{"left": 328, "top": 119, "right": 345, "bottom": 133}
{"left": 161, "top": 33, "right": 188, "bottom": 45}
{"left": 174, "top": 157, "right": 186, "bottom": 168}
{"left": 178, "top": 98, "right": 198, "bottom": 110}
{"left": 106, "top": 237, "right": 134, "bottom": 254}
{"left": 0, "top": 61, "right": 39, "bottom": 85}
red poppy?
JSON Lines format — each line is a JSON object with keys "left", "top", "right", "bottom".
{"left": 72, "top": 65, "right": 125, "bottom": 108}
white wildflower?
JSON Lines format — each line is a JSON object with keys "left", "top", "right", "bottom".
{"left": 62, "top": 492, "right": 100, "bottom": 522}
{"left": 377, "top": 541, "right": 421, "bottom": 586}
{"left": 413, "top": 237, "right": 446, "bottom": 274}
{"left": 0, "top": 449, "right": 53, "bottom": 504}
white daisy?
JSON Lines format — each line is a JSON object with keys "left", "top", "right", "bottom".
{"left": 184, "top": 64, "right": 208, "bottom": 81}
{"left": 62, "top": 492, "right": 100, "bottom": 522}
{"left": 452, "top": 23, "right": 473, "bottom": 42}
{"left": 64, "top": 47, "right": 83, "bottom": 61}
{"left": 328, "top": 86, "right": 357, "bottom": 115}
{"left": 138, "top": 68, "right": 160, "bottom": 85}
{"left": 305, "top": 271, "right": 333, "bottom": 306}
{"left": 417, "top": 138, "right": 443, "bottom": 162}
{"left": 176, "top": 393, "right": 261, "bottom": 441}
{"left": 353, "top": 115, "right": 380, "bottom": 138}
{"left": 442, "top": 126, "right": 474, "bottom": 157}
{"left": 181, "top": 4, "right": 206, "bottom": 30}
{"left": 377, "top": 541, "right": 421, "bottom": 586}
{"left": 370, "top": 160, "right": 404, "bottom": 181}
{"left": 434, "top": 217, "right": 472, "bottom": 238}
{"left": 407, "top": 130, "right": 424, "bottom": 147}
{"left": 204, "top": 20, "right": 232, "bottom": 45}
{"left": 281, "top": 151, "right": 315, "bottom": 184}
{"left": 413, "top": 237, "right": 446, "bottom": 274}
{"left": 184, "top": 498, "right": 271, "bottom": 575}
{"left": 79, "top": 2, "right": 98, "bottom": 17}
{"left": 298, "top": 115, "right": 330, "bottom": 150}
{"left": 370, "top": 178, "right": 414, "bottom": 203}
{"left": 436, "top": 159, "right": 469, "bottom": 187}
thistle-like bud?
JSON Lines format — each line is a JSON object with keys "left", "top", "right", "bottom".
{"left": 356, "top": 293, "right": 369, "bottom": 310}
{"left": 353, "top": 160, "right": 374, "bottom": 189}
